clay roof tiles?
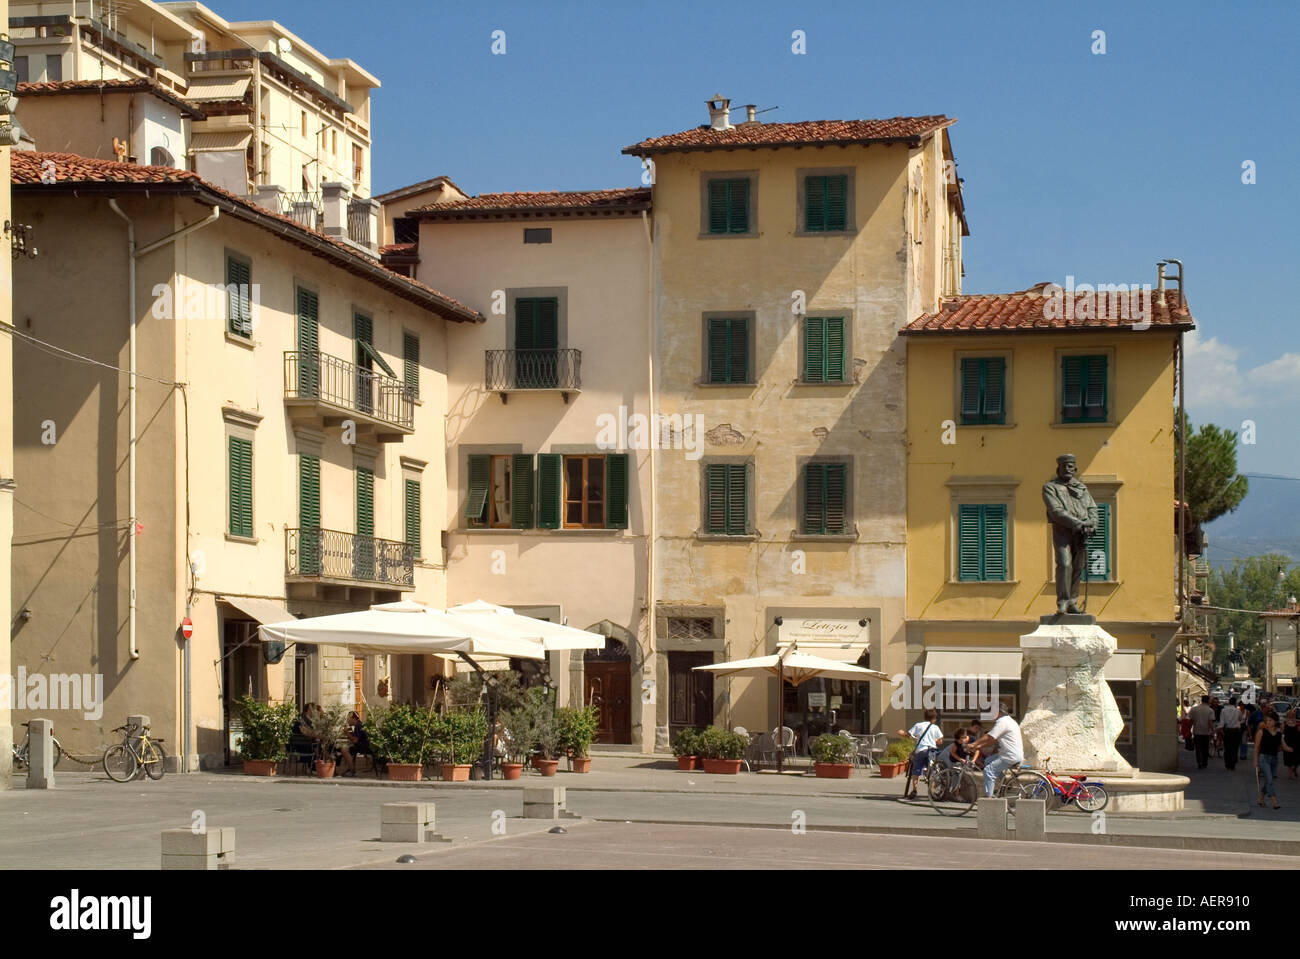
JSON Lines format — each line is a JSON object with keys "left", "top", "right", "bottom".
{"left": 903, "top": 284, "right": 1194, "bottom": 335}
{"left": 623, "top": 116, "right": 954, "bottom": 156}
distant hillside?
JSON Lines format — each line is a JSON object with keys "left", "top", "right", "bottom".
{"left": 1205, "top": 476, "right": 1300, "bottom": 567}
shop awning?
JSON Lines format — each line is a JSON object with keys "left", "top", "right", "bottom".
{"left": 775, "top": 638, "right": 868, "bottom": 663}
{"left": 222, "top": 595, "right": 295, "bottom": 626}
{"left": 185, "top": 75, "right": 252, "bottom": 102}
{"left": 1106, "top": 651, "right": 1144, "bottom": 682}
{"left": 189, "top": 131, "right": 252, "bottom": 154}
{"left": 923, "top": 649, "right": 1022, "bottom": 680}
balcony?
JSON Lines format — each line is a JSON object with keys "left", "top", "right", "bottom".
{"left": 286, "top": 527, "right": 414, "bottom": 589}
{"left": 485, "top": 348, "right": 582, "bottom": 403}
{"left": 284, "top": 351, "right": 414, "bottom": 442}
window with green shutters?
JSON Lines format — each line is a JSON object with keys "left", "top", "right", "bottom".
{"left": 959, "top": 357, "right": 1007, "bottom": 425}
{"left": 515, "top": 297, "right": 560, "bottom": 388}
{"left": 704, "top": 463, "right": 749, "bottom": 536}
{"left": 705, "top": 177, "right": 751, "bottom": 234}
{"left": 355, "top": 467, "right": 375, "bottom": 580}
{"left": 227, "top": 436, "right": 253, "bottom": 538}
{"left": 803, "top": 317, "right": 846, "bottom": 383}
{"left": 512, "top": 453, "right": 535, "bottom": 529}
{"left": 1086, "top": 502, "right": 1112, "bottom": 579}
{"left": 298, "top": 454, "right": 321, "bottom": 575}
{"left": 226, "top": 254, "right": 252, "bottom": 337}
{"left": 296, "top": 287, "right": 320, "bottom": 397}
{"left": 802, "top": 462, "right": 848, "bottom": 534}
{"left": 402, "top": 331, "right": 419, "bottom": 399}
{"left": 605, "top": 453, "right": 629, "bottom": 529}
{"left": 804, "top": 174, "right": 848, "bottom": 232}
{"left": 465, "top": 454, "right": 490, "bottom": 524}
{"left": 404, "top": 479, "right": 421, "bottom": 559}
{"left": 706, "top": 317, "right": 750, "bottom": 384}
{"left": 1061, "top": 354, "right": 1108, "bottom": 422}
{"left": 956, "top": 504, "right": 1008, "bottom": 582}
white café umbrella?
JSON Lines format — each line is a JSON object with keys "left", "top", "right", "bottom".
{"left": 694, "top": 648, "right": 890, "bottom": 772}
{"left": 444, "top": 600, "right": 606, "bottom": 652}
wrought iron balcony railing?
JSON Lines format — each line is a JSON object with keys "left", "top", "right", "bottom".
{"left": 284, "top": 350, "right": 414, "bottom": 431}
{"left": 286, "top": 527, "right": 414, "bottom": 587}
{"left": 347, "top": 199, "right": 372, "bottom": 247}
{"left": 485, "top": 348, "right": 581, "bottom": 393}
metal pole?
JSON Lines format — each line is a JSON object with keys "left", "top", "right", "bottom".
{"left": 777, "top": 658, "right": 784, "bottom": 775}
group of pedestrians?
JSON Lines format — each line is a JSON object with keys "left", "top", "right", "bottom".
{"left": 899, "top": 704, "right": 1023, "bottom": 800}
{"left": 1181, "top": 694, "right": 1299, "bottom": 809}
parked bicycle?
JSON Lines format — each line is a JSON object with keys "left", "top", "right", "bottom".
{"left": 102, "top": 723, "right": 167, "bottom": 782}
{"left": 927, "top": 759, "right": 1040, "bottom": 816}
{"left": 11, "top": 721, "right": 63, "bottom": 770}
{"left": 1021, "top": 757, "right": 1108, "bottom": 812}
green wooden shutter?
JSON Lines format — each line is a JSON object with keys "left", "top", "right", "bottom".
{"left": 605, "top": 453, "right": 629, "bottom": 529}
{"left": 803, "top": 462, "right": 825, "bottom": 533}
{"left": 228, "top": 436, "right": 252, "bottom": 538}
{"left": 825, "top": 317, "right": 845, "bottom": 381}
{"left": 515, "top": 298, "right": 536, "bottom": 350}
{"left": 226, "top": 256, "right": 251, "bottom": 336}
{"left": 355, "top": 467, "right": 374, "bottom": 581}
{"left": 981, "top": 504, "right": 1007, "bottom": 581}
{"left": 465, "top": 454, "right": 490, "bottom": 522}
{"left": 983, "top": 357, "right": 1006, "bottom": 422}
{"left": 729, "top": 317, "right": 749, "bottom": 383}
{"left": 537, "top": 298, "right": 559, "bottom": 349}
{"left": 705, "top": 464, "right": 726, "bottom": 533}
{"left": 957, "top": 504, "right": 982, "bottom": 581}
{"left": 824, "top": 462, "right": 847, "bottom": 533}
{"left": 298, "top": 454, "right": 320, "bottom": 575}
{"left": 727, "top": 178, "right": 749, "bottom": 233}
{"left": 805, "top": 176, "right": 825, "bottom": 232}
{"left": 403, "top": 332, "right": 420, "bottom": 399}
{"left": 534, "top": 453, "right": 559, "bottom": 529}
{"left": 1061, "top": 356, "right": 1084, "bottom": 419}
{"left": 707, "top": 318, "right": 729, "bottom": 383}
{"left": 1083, "top": 355, "right": 1108, "bottom": 420}
{"left": 296, "top": 288, "right": 319, "bottom": 397}
{"left": 825, "top": 175, "right": 847, "bottom": 231}
{"left": 959, "top": 359, "right": 982, "bottom": 421}
{"left": 513, "top": 453, "right": 537, "bottom": 529}
{"left": 804, "top": 317, "right": 825, "bottom": 383}
{"left": 707, "top": 179, "right": 729, "bottom": 234}
{"left": 725, "top": 464, "right": 748, "bottom": 535}
{"left": 1086, "top": 502, "right": 1110, "bottom": 579}
{"left": 404, "top": 479, "right": 421, "bottom": 557}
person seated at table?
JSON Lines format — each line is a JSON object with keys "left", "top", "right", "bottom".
{"left": 940, "top": 726, "right": 973, "bottom": 768}
{"left": 966, "top": 720, "right": 987, "bottom": 767}
{"left": 340, "top": 710, "right": 369, "bottom": 777}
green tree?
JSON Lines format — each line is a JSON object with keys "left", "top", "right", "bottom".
{"left": 1175, "top": 414, "right": 1248, "bottom": 526}
{"left": 1208, "top": 554, "right": 1300, "bottom": 678}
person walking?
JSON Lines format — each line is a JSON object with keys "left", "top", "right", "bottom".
{"left": 968, "top": 704, "right": 1024, "bottom": 798}
{"left": 1188, "top": 696, "right": 1215, "bottom": 769}
{"left": 1283, "top": 709, "right": 1300, "bottom": 781}
{"left": 1220, "top": 696, "right": 1243, "bottom": 771}
{"left": 1255, "top": 714, "right": 1290, "bottom": 809}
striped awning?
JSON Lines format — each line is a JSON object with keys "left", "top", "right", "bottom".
{"left": 185, "top": 74, "right": 252, "bottom": 102}
{"left": 188, "top": 131, "right": 252, "bottom": 154}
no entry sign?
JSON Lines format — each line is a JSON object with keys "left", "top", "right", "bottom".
{"left": 181, "top": 617, "right": 193, "bottom": 640}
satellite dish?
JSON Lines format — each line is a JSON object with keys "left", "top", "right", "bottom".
{"left": 277, "top": 37, "right": 292, "bottom": 56}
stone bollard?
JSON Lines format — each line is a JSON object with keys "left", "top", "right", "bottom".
{"left": 522, "top": 786, "right": 579, "bottom": 820}
{"left": 975, "top": 798, "right": 1009, "bottom": 839}
{"left": 1015, "top": 799, "right": 1046, "bottom": 841}
{"left": 380, "top": 802, "right": 445, "bottom": 843}
{"left": 161, "top": 827, "right": 235, "bottom": 869}
{"left": 26, "top": 718, "right": 56, "bottom": 789}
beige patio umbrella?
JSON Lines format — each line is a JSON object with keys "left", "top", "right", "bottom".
{"left": 444, "top": 600, "right": 606, "bottom": 651}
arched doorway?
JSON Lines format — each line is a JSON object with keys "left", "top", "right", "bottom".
{"left": 584, "top": 638, "right": 632, "bottom": 744}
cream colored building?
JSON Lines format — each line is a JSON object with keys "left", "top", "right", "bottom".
{"left": 405, "top": 188, "right": 655, "bottom": 747}
{"left": 1262, "top": 602, "right": 1298, "bottom": 695}
{"left": 10, "top": 152, "right": 479, "bottom": 769}
{"left": 624, "top": 100, "right": 966, "bottom": 747}
{"left": 0, "top": 0, "right": 15, "bottom": 788}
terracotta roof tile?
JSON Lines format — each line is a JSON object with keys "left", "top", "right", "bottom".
{"left": 12, "top": 153, "right": 481, "bottom": 322}
{"left": 18, "top": 79, "right": 205, "bottom": 119}
{"left": 379, "top": 243, "right": 417, "bottom": 255}
{"left": 903, "top": 284, "right": 1194, "bottom": 335}
{"left": 412, "top": 188, "right": 651, "bottom": 218}
{"left": 623, "top": 117, "right": 954, "bottom": 156}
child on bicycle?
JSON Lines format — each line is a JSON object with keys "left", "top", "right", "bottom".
{"left": 898, "top": 708, "right": 943, "bottom": 800}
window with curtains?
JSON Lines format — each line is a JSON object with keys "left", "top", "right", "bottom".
{"left": 227, "top": 436, "right": 253, "bottom": 538}
{"left": 703, "top": 175, "right": 753, "bottom": 234}
{"left": 703, "top": 463, "right": 750, "bottom": 536}
{"left": 705, "top": 316, "right": 751, "bottom": 384}
{"left": 802, "top": 461, "right": 849, "bottom": 534}
{"left": 1061, "top": 354, "right": 1108, "bottom": 422}
{"left": 226, "top": 254, "right": 252, "bottom": 337}
{"left": 956, "top": 503, "right": 1008, "bottom": 582}
{"left": 802, "top": 316, "right": 846, "bottom": 383}
{"left": 803, "top": 173, "right": 848, "bottom": 232}
{"left": 959, "top": 356, "right": 1007, "bottom": 425}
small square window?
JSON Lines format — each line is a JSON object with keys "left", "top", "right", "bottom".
{"left": 704, "top": 463, "right": 749, "bottom": 535}
{"left": 959, "top": 357, "right": 1006, "bottom": 425}
{"left": 703, "top": 176, "right": 752, "bottom": 234}
{"left": 1061, "top": 354, "right": 1108, "bottom": 422}
{"left": 523, "top": 228, "right": 552, "bottom": 244}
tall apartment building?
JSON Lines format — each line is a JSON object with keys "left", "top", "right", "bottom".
{"left": 624, "top": 100, "right": 967, "bottom": 746}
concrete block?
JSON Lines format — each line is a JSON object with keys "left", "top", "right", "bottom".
{"left": 1016, "top": 800, "right": 1046, "bottom": 841}
{"left": 381, "top": 822, "right": 425, "bottom": 843}
{"left": 381, "top": 802, "right": 434, "bottom": 825}
{"left": 26, "top": 718, "right": 56, "bottom": 789}
{"left": 161, "top": 827, "right": 235, "bottom": 856}
{"left": 976, "top": 798, "right": 1009, "bottom": 839}
{"left": 523, "top": 786, "right": 565, "bottom": 805}
{"left": 161, "top": 853, "right": 230, "bottom": 871}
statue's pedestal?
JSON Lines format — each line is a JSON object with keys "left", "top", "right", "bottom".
{"left": 1019, "top": 617, "right": 1132, "bottom": 774}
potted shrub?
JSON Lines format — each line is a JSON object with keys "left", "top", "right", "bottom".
{"left": 811, "top": 733, "right": 856, "bottom": 778}
{"left": 367, "top": 703, "right": 433, "bottom": 781}
{"left": 557, "top": 704, "right": 599, "bottom": 773}
{"left": 437, "top": 708, "right": 488, "bottom": 781}
{"left": 499, "top": 707, "right": 533, "bottom": 780}
{"left": 311, "top": 703, "right": 349, "bottom": 779}
{"left": 671, "top": 728, "right": 701, "bottom": 770}
{"left": 527, "top": 690, "right": 560, "bottom": 776}
{"left": 877, "top": 739, "right": 913, "bottom": 779}
{"left": 698, "top": 725, "right": 747, "bottom": 774}
{"left": 235, "top": 696, "right": 295, "bottom": 776}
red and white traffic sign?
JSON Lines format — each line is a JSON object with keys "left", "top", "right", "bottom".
{"left": 181, "top": 617, "right": 193, "bottom": 640}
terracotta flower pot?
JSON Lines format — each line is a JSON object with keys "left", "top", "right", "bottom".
{"left": 386, "top": 762, "right": 423, "bottom": 782}
{"left": 814, "top": 762, "right": 853, "bottom": 779}
{"left": 441, "top": 763, "right": 471, "bottom": 782}
{"left": 314, "top": 760, "right": 336, "bottom": 779}
{"left": 242, "top": 759, "right": 277, "bottom": 776}
{"left": 570, "top": 757, "right": 591, "bottom": 774}
{"left": 702, "top": 758, "right": 742, "bottom": 774}
{"left": 877, "top": 761, "right": 907, "bottom": 779}
{"left": 535, "top": 759, "right": 560, "bottom": 777}
{"left": 676, "top": 755, "right": 699, "bottom": 771}
{"left": 501, "top": 763, "right": 524, "bottom": 780}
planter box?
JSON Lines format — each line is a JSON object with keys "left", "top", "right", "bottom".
{"left": 702, "top": 758, "right": 743, "bottom": 774}
{"left": 534, "top": 759, "right": 560, "bottom": 777}
{"left": 501, "top": 763, "right": 524, "bottom": 780}
{"left": 440, "top": 764, "right": 471, "bottom": 782}
{"left": 386, "top": 763, "right": 423, "bottom": 782}
{"left": 877, "top": 761, "right": 907, "bottom": 779}
{"left": 570, "top": 758, "right": 591, "bottom": 774}
{"left": 242, "top": 759, "right": 277, "bottom": 776}
{"left": 676, "top": 755, "right": 698, "bottom": 771}
{"left": 314, "top": 760, "right": 336, "bottom": 779}
{"left": 814, "top": 762, "right": 853, "bottom": 779}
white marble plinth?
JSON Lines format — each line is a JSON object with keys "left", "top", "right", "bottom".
{"left": 1020, "top": 622, "right": 1133, "bottom": 774}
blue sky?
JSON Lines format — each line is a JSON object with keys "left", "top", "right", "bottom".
{"left": 214, "top": 0, "right": 1300, "bottom": 476}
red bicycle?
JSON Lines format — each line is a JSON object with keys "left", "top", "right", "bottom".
{"left": 1023, "top": 757, "right": 1108, "bottom": 812}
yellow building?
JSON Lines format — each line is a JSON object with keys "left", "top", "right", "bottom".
{"left": 901, "top": 282, "right": 1194, "bottom": 771}
{"left": 624, "top": 99, "right": 967, "bottom": 746}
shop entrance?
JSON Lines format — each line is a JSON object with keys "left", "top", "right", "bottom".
{"left": 221, "top": 618, "right": 263, "bottom": 766}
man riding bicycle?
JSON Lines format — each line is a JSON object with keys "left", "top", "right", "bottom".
{"left": 968, "top": 702, "right": 1023, "bottom": 797}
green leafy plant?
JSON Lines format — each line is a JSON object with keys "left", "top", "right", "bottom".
{"left": 234, "top": 696, "right": 296, "bottom": 762}
{"left": 557, "top": 704, "right": 600, "bottom": 759}
{"left": 880, "top": 739, "right": 915, "bottom": 764}
{"left": 697, "top": 725, "right": 748, "bottom": 760}
{"left": 366, "top": 703, "right": 435, "bottom": 765}
{"left": 311, "top": 703, "right": 350, "bottom": 761}
{"left": 811, "top": 733, "right": 857, "bottom": 765}
{"left": 499, "top": 707, "right": 534, "bottom": 764}
{"left": 434, "top": 708, "right": 489, "bottom": 766}
{"left": 525, "top": 687, "right": 559, "bottom": 760}
{"left": 671, "top": 728, "right": 701, "bottom": 758}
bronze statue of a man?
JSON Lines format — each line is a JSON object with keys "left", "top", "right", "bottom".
{"left": 1042, "top": 453, "right": 1098, "bottom": 615}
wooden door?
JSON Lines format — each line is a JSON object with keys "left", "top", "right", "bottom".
{"left": 585, "top": 662, "right": 631, "bottom": 744}
{"left": 669, "top": 651, "right": 714, "bottom": 733}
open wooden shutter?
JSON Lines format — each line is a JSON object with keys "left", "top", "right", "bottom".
{"left": 957, "top": 504, "right": 982, "bottom": 581}
{"left": 353, "top": 658, "right": 365, "bottom": 719}
{"left": 1087, "top": 502, "right": 1110, "bottom": 579}
{"left": 228, "top": 436, "right": 253, "bottom": 538}
{"left": 981, "top": 504, "right": 1007, "bottom": 581}
{"left": 727, "top": 178, "right": 749, "bottom": 233}
{"left": 825, "top": 175, "right": 847, "bottom": 231}
{"left": 707, "top": 179, "right": 729, "bottom": 234}
{"left": 804, "top": 317, "right": 825, "bottom": 383}
{"left": 226, "top": 256, "right": 251, "bottom": 336}
{"left": 725, "top": 464, "right": 748, "bottom": 535}
{"left": 404, "top": 479, "right": 421, "bottom": 556}
{"left": 514, "top": 453, "right": 538, "bottom": 529}
{"left": 298, "top": 454, "right": 320, "bottom": 575}
{"left": 705, "top": 464, "right": 727, "bottom": 533}
{"left": 605, "top": 453, "right": 629, "bottom": 529}
{"left": 403, "top": 332, "right": 420, "bottom": 398}
{"left": 824, "top": 462, "right": 847, "bottom": 533}
{"left": 465, "top": 454, "right": 490, "bottom": 521}
{"left": 1061, "top": 356, "right": 1084, "bottom": 418}
{"left": 296, "top": 288, "right": 319, "bottom": 396}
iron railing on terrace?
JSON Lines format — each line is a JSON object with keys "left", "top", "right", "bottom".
{"left": 286, "top": 527, "right": 414, "bottom": 587}
{"left": 485, "top": 348, "right": 582, "bottom": 392}
{"left": 284, "top": 351, "right": 414, "bottom": 430}
{"left": 347, "top": 199, "right": 372, "bottom": 247}
{"left": 283, "top": 191, "right": 323, "bottom": 230}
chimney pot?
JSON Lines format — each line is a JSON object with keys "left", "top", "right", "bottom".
{"left": 744, "top": 104, "right": 757, "bottom": 124}
{"left": 706, "top": 94, "right": 732, "bottom": 131}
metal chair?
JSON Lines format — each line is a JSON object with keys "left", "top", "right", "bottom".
{"left": 860, "top": 733, "right": 888, "bottom": 771}
{"left": 771, "top": 726, "right": 796, "bottom": 766}
{"left": 733, "top": 726, "right": 751, "bottom": 771}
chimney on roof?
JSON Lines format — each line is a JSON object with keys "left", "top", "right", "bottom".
{"left": 706, "top": 95, "right": 732, "bottom": 131}
{"left": 741, "top": 104, "right": 758, "bottom": 125}
{"left": 1156, "top": 261, "right": 1167, "bottom": 308}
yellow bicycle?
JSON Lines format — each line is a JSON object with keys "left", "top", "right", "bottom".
{"left": 102, "top": 723, "right": 167, "bottom": 782}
